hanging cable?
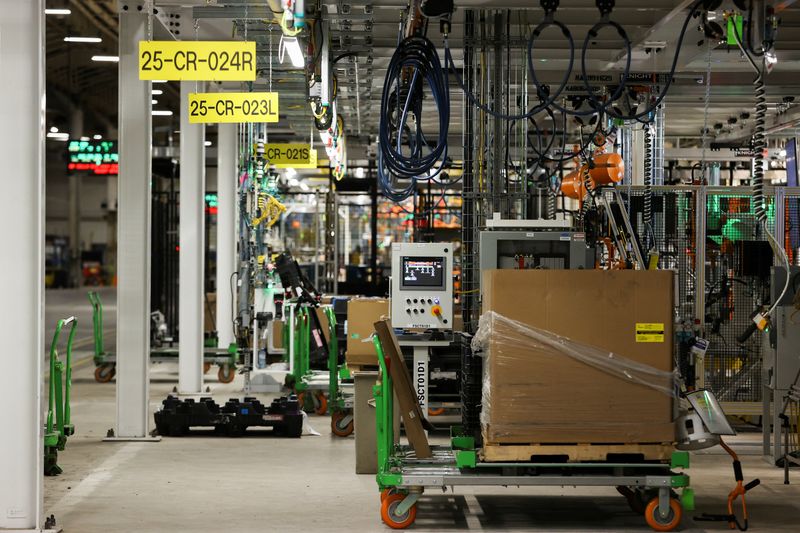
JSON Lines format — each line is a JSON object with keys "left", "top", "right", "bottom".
{"left": 643, "top": 123, "right": 654, "bottom": 249}
{"left": 378, "top": 35, "right": 450, "bottom": 201}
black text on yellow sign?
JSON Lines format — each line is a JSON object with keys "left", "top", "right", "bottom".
{"left": 139, "top": 41, "right": 256, "bottom": 81}
{"left": 635, "top": 323, "right": 665, "bottom": 343}
{"left": 188, "top": 93, "right": 279, "bottom": 124}
{"left": 266, "top": 144, "right": 315, "bottom": 165}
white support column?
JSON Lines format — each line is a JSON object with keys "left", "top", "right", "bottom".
{"left": 114, "top": 2, "right": 154, "bottom": 440}
{"left": 0, "top": 0, "right": 45, "bottom": 529}
{"left": 216, "top": 123, "right": 237, "bottom": 349}
{"left": 178, "top": 81, "right": 206, "bottom": 394}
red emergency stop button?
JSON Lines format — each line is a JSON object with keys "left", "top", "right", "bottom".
{"left": 431, "top": 305, "right": 442, "bottom": 318}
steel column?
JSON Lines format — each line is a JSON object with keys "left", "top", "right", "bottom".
{"left": 178, "top": 81, "right": 206, "bottom": 394}
{"left": 115, "top": 2, "right": 153, "bottom": 439}
{"left": 0, "top": 0, "right": 44, "bottom": 528}
{"left": 216, "top": 123, "right": 237, "bottom": 349}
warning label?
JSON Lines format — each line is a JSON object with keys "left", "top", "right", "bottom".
{"left": 635, "top": 323, "right": 665, "bottom": 343}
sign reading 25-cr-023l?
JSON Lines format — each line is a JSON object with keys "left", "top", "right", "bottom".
{"left": 188, "top": 93, "right": 279, "bottom": 124}
{"left": 139, "top": 41, "right": 256, "bottom": 81}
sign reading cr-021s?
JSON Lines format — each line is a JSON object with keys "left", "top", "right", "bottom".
{"left": 188, "top": 93, "right": 279, "bottom": 124}
{"left": 138, "top": 41, "right": 256, "bottom": 81}
{"left": 265, "top": 143, "right": 314, "bottom": 165}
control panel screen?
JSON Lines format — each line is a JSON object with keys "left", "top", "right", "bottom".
{"left": 401, "top": 256, "right": 446, "bottom": 289}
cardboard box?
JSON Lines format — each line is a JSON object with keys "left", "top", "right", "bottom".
{"left": 204, "top": 293, "right": 216, "bottom": 333}
{"left": 374, "top": 319, "right": 432, "bottom": 459}
{"left": 270, "top": 319, "right": 284, "bottom": 350}
{"left": 481, "top": 269, "right": 675, "bottom": 444}
{"left": 345, "top": 298, "right": 389, "bottom": 366}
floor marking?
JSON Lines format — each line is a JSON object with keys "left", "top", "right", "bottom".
{"left": 462, "top": 493, "right": 484, "bottom": 530}
{"left": 48, "top": 442, "right": 142, "bottom": 515}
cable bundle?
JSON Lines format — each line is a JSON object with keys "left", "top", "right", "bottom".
{"left": 378, "top": 36, "right": 450, "bottom": 201}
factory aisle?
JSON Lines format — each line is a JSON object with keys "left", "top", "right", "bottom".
{"left": 43, "top": 290, "right": 800, "bottom": 532}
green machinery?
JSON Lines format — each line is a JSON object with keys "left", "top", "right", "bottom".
{"left": 371, "top": 335, "right": 695, "bottom": 531}
{"left": 45, "top": 316, "right": 77, "bottom": 476}
{"left": 88, "top": 291, "right": 237, "bottom": 383}
{"left": 285, "top": 303, "right": 354, "bottom": 436}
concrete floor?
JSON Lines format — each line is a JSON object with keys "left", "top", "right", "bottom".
{"left": 43, "top": 289, "right": 800, "bottom": 532}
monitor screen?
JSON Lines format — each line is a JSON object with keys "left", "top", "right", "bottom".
{"left": 401, "top": 256, "right": 445, "bottom": 288}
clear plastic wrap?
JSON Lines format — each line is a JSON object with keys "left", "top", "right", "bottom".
{"left": 473, "top": 310, "right": 678, "bottom": 444}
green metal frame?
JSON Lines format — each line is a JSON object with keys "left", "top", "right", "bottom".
{"left": 87, "top": 291, "right": 236, "bottom": 368}
{"left": 371, "top": 335, "right": 694, "bottom": 507}
{"left": 45, "top": 316, "right": 77, "bottom": 476}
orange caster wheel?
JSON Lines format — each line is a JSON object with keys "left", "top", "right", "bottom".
{"left": 94, "top": 364, "right": 115, "bottom": 383}
{"left": 314, "top": 392, "right": 328, "bottom": 415}
{"left": 331, "top": 410, "right": 354, "bottom": 437}
{"left": 644, "top": 497, "right": 682, "bottom": 532}
{"left": 380, "top": 488, "right": 398, "bottom": 503}
{"left": 428, "top": 407, "right": 445, "bottom": 417}
{"left": 203, "top": 362, "right": 212, "bottom": 374}
{"left": 380, "top": 494, "right": 417, "bottom": 529}
{"left": 217, "top": 364, "right": 235, "bottom": 383}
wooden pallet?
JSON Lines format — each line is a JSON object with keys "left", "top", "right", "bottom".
{"left": 481, "top": 442, "right": 676, "bottom": 463}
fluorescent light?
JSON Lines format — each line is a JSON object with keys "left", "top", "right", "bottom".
{"left": 204, "top": 141, "right": 212, "bottom": 147}
{"left": 64, "top": 36, "right": 101, "bottom": 43}
{"left": 91, "top": 55, "right": 119, "bottom": 62}
{"left": 93, "top": 134, "right": 102, "bottom": 140}
{"left": 80, "top": 136, "right": 90, "bottom": 141}
{"left": 152, "top": 99, "right": 158, "bottom": 105}
{"left": 279, "top": 36, "right": 304, "bottom": 68}
{"left": 46, "top": 132, "right": 69, "bottom": 141}
{"left": 152, "top": 110, "right": 173, "bottom": 116}
{"left": 152, "top": 89, "right": 163, "bottom": 95}
{"left": 152, "top": 80, "right": 168, "bottom": 83}
{"left": 45, "top": 8, "right": 71, "bottom": 15}
{"left": 49, "top": 126, "right": 58, "bottom": 133}
{"left": 285, "top": 167, "right": 298, "bottom": 179}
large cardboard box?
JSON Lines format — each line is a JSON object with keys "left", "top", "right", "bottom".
{"left": 345, "top": 298, "right": 389, "bottom": 366}
{"left": 480, "top": 269, "right": 675, "bottom": 444}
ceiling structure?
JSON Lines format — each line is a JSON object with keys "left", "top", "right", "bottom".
{"left": 46, "top": 0, "right": 800, "bottom": 168}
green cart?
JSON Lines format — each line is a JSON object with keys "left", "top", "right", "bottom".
{"left": 371, "top": 335, "right": 694, "bottom": 531}
{"left": 45, "top": 316, "right": 77, "bottom": 476}
{"left": 88, "top": 291, "right": 237, "bottom": 383}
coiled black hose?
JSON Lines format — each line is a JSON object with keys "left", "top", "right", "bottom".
{"left": 643, "top": 124, "right": 654, "bottom": 247}
{"left": 752, "top": 69, "right": 767, "bottom": 222}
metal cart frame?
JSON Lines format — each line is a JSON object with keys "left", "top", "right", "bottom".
{"left": 372, "top": 336, "right": 695, "bottom": 531}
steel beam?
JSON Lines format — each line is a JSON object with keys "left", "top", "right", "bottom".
{"left": 0, "top": 0, "right": 45, "bottom": 529}
{"left": 114, "top": 1, "right": 153, "bottom": 440}
{"left": 216, "top": 123, "right": 237, "bottom": 349}
{"left": 178, "top": 80, "right": 206, "bottom": 395}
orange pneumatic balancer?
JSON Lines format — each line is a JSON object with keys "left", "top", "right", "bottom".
{"left": 560, "top": 152, "right": 625, "bottom": 200}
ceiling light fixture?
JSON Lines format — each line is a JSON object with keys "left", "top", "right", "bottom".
{"left": 45, "top": 8, "right": 71, "bottom": 15}
{"left": 152, "top": 110, "right": 173, "bottom": 116}
{"left": 93, "top": 134, "right": 102, "bottom": 140}
{"left": 152, "top": 89, "right": 163, "bottom": 96}
{"left": 152, "top": 99, "right": 158, "bottom": 105}
{"left": 46, "top": 132, "right": 70, "bottom": 141}
{"left": 92, "top": 55, "right": 119, "bottom": 62}
{"left": 64, "top": 36, "right": 101, "bottom": 43}
{"left": 49, "top": 126, "right": 58, "bottom": 133}
{"left": 152, "top": 80, "right": 168, "bottom": 84}
{"left": 204, "top": 141, "right": 212, "bottom": 147}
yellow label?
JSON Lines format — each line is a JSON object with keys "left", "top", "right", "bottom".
{"left": 636, "top": 322, "right": 665, "bottom": 343}
{"left": 266, "top": 144, "right": 315, "bottom": 166}
{"left": 274, "top": 150, "right": 318, "bottom": 169}
{"left": 187, "top": 92, "right": 278, "bottom": 123}
{"left": 139, "top": 41, "right": 256, "bottom": 81}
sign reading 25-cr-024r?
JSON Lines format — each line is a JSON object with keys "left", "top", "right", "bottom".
{"left": 188, "top": 92, "right": 279, "bottom": 123}
{"left": 139, "top": 41, "right": 256, "bottom": 81}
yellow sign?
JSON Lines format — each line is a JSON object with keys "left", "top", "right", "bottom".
{"left": 139, "top": 41, "right": 256, "bottom": 81}
{"left": 188, "top": 93, "right": 279, "bottom": 124}
{"left": 274, "top": 150, "right": 318, "bottom": 169}
{"left": 635, "top": 323, "right": 665, "bottom": 343}
{"left": 266, "top": 144, "right": 315, "bottom": 166}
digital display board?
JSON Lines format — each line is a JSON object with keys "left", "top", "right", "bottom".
{"left": 401, "top": 256, "right": 446, "bottom": 288}
{"left": 67, "top": 140, "right": 118, "bottom": 175}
